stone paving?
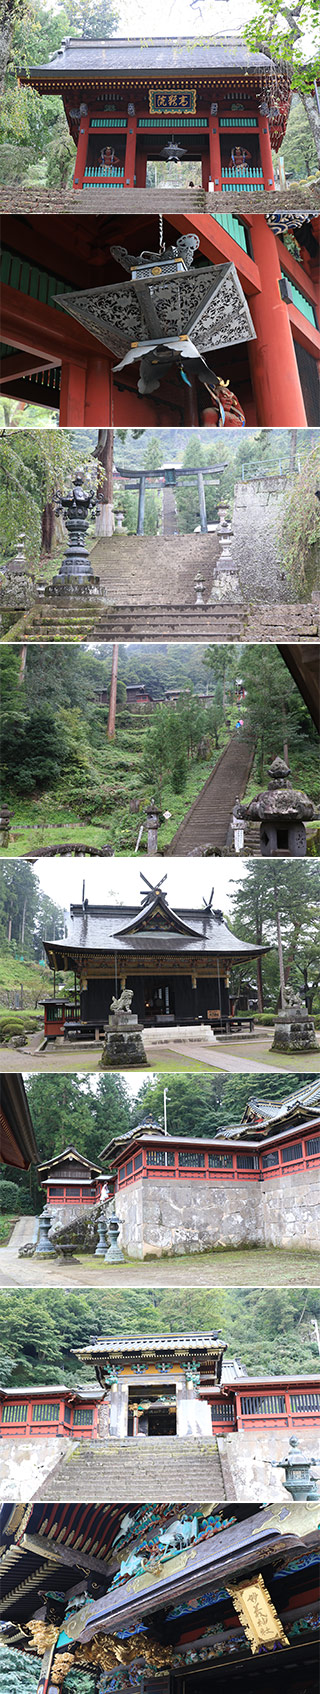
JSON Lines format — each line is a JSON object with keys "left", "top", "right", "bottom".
{"left": 0, "top": 1032, "right": 319, "bottom": 1074}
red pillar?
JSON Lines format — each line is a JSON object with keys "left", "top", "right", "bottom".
{"left": 258, "top": 112, "right": 275, "bottom": 189}
{"left": 124, "top": 109, "right": 137, "bottom": 185}
{"left": 208, "top": 114, "right": 221, "bottom": 189}
{"left": 135, "top": 151, "right": 147, "bottom": 187}
{"left": 201, "top": 150, "right": 209, "bottom": 191}
{"left": 248, "top": 219, "right": 308, "bottom": 425}
{"left": 59, "top": 360, "right": 87, "bottom": 424}
{"left": 84, "top": 356, "right": 113, "bottom": 425}
{"left": 73, "top": 111, "right": 90, "bottom": 189}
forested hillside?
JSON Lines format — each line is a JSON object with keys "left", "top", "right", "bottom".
{"left": 0, "top": 1287, "right": 318, "bottom": 1383}
{"left": 1, "top": 641, "right": 319, "bottom": 857}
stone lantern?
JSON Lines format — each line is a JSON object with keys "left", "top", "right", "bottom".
{"left": 0, "top": 804, "right": 13, "bottom": 848}
{"left": 195, "top": 573, "right": 204, "bottom": 607}
{"left": 239, "top": 756, "right": 318, "bottom": 856}
{"left": 272, "top": 1435, "right": 320, "bottom": 1500}
{"left": 36, "top": 1205, "right": 55, "bottom": 1255}
{"left": 2, "top": 532, "right": 33, "bottom": 609}
{"left": 105, "top": 1214, "right": 124, "bottom": 1263}
{"left": 56, "top": 472, "right": 96, "bottom": 582}
{"left": 209, "top": 523, "right": 240, "bottom": 601}
{"left": 95, "top": 1212, "right": 109, "bottom": 1256}
{"left": 146, "top": 798, "right": 161, "bottom": 855}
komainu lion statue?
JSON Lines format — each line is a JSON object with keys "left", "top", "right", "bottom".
{"left": 110, "top": 988, "right": 133, "bottom": 1017}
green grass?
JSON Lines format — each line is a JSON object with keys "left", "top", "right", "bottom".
{"left": 2, "top": 711, "right": 234, "bottom": 856}
{"left": 0, "top": 1215, "right": 19, "bottom": 1245}
{"left": 1, "top": 1241, "right": 319, "bottom": 1286}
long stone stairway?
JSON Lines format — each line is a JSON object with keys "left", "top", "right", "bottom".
{"left": 35, "top": 1437, "right": 228, "bottom": 1502}
{"left": 168, "top": 733, "right": 255, "bottom": 855}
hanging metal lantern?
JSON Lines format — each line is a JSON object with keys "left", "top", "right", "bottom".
{"left": 161, "top": 134, "right": 187, "bottom": 161}
{"left": 55, "top": 237, "right": 255, "bottom": 404}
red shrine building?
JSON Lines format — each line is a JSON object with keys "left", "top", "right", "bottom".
{"left": 20, "top": 34, "right": 286, "bottom": 194}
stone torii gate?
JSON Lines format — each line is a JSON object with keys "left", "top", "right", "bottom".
{"left": 114, "top": 461, "right": 226, "bottom": 536}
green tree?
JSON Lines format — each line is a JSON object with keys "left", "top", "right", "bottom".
{"left": 229, "top": 860, "right": 320, "bottom": 1010}
{"left": 0, "top": 430, "right": 84, "bottom": 567}
{"left": 281, "top": 93, "right": 319, "bottom": 178}
{"left": 244, "top": 0, "right": 320, "bottom": 164}
{"left": 280, "top": 442, "right": 320, "bottom": 595}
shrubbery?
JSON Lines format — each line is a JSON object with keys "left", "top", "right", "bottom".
{"left": 0, "top": 1180, "right": 32, "bottom": 1214}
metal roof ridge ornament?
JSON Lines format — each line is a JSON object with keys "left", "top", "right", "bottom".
{"left": 54, "top": 235, "right": 255, "bottom": 415}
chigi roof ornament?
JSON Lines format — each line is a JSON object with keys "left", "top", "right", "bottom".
{"left": 55, "top": 226, "right": 255, "bottom": 413}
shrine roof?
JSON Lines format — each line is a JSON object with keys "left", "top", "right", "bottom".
{"left": 76, "top": 1329, "right": 226, "bottom": 1362}
{"left": 23, "top": 32, "right": 272, "bottom": 82}
{"left": 241, "top": 1078, "right": 320, "bottom": 1128}
{"left": 44, "top": 889, "right": 268, "bottom": 961}
{"left": 0, "top": 1076, "right": 38, "bottom": 1170}
{"left": 38, "top": 1143, "right": 103, "bottom": 1176}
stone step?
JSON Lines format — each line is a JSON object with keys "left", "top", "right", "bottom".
{"left": 35, "top": 1436, "right": 227, "bottom": 1502}
{"left": 4, "top": 602, "right": 319, "bottom": 644}
{"left": 168, "top": 733, "right": 255, "bottom": 854}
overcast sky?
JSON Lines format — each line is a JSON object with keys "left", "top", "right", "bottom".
{"left": 36, "top": 857, "right": 246, "bottom": 920}
{"left": 119, "top": 1, "right": 257, "bottom": 35}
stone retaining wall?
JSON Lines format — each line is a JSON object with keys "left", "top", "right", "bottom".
{"left": 220, "top": 1429, "right": 320, "bottom": 1501}
{"left": 114, "top": 1169, "right": 320, "bottom": 1257}
{"left": 232, "top": 475, "right": 294, "bottom": 599}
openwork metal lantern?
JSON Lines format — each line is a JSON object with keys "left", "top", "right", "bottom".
{"left": 55, "top": 238, "right": 255, "bottom": 401}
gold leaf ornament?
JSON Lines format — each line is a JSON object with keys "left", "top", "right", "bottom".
{"left": 226, "top": 1573, "right": 289, "bottom": 1654}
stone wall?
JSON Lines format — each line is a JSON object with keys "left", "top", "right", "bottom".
{"left": 261, "top": 1167, "right": 319, "bottom": 1250}
{"left": 47, "top": 1202, "right": 96, "bottom": 1227}
{"left": 232, "top": 475, "right": 294, "bottom": 600}
{"left": 114, "top": 1169, "right": 320, "bottom": 1257}
{"left": 220, "top": 1429, "right": 320, "bottom": 1501}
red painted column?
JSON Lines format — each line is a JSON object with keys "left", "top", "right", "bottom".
{"left": 285, "top": 1389, "right": 293, "bottom": 1426}
{"left": 135, "top": 151, "right": 147, "bottom": 187}
{"left": 73, "top": 111, "right": 90, "bottom": 189}
{"left": 124, "top": 110, "right": 137, "bottom": 186}
{"left": 248, "top": 219, "right": 308, "bottom": 425}
{"left": 201, "top": 150, "right": 209, "bottom": 191}
{"left": 208, "top": 114, "right": 221, "bottom": 189}
{"left": 258, "top": 112, "right": 275, "bottom": 189}
{"left": 84, "top": 356, "right": 113, "bottom": 425}
{"left": 59, "top": 360, "right": 87, "bottom": 425}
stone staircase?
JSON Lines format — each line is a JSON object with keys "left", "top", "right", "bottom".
{"left": 35, "top": 1437, "right": 227, "bottom": 1502}
{"left": 168, "top": 732, "right": 255, "bottom": 854}
{"left": 3, "top": 602, "right": 319, "bottom": 643}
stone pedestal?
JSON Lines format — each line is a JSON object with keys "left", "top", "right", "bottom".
{"left": 105, "top": 1214, "right": 124, "bottom": 1262}
{"left": 272, "top": 1001, "right": 317, "bottom": 1053}
{"left": 36, "top": 1206, "right": 55, "bottom": 1254}
{"left": 100, "top": 1012, "right": 148, "bottom": 1069}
